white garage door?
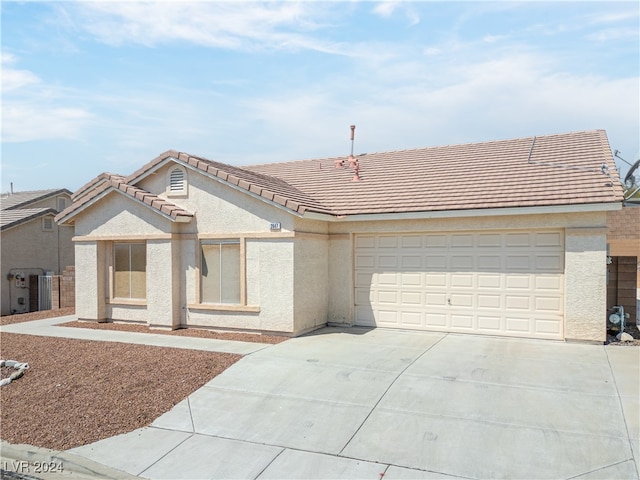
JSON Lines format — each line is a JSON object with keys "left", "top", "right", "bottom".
{"left": 354, "top": 230, "right": 565, "bottom": 340}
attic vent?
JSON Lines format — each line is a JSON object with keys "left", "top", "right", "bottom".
{"left": 168, "top": 166, "right": 187, "bottom": 195}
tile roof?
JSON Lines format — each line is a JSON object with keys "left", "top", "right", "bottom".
{"left": 0, "top": 189, "right": 71, "bottom": 211}
{"left": 56, "top": 173, "right": 194, "bottom": 223}
{"left": 245, "top": 130, "right": 624, "bottom": 215}
{"left": 60, "top": 130, "right": 623, "bottom": 222}
{"left": 1, "top": 208, "right": 57, "bottom": 231}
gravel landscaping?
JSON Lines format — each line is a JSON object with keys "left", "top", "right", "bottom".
{"left": 0, "top": 310, "right": 273, "bottom": 451}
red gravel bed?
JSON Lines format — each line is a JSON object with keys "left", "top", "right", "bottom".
{"left": 60, "top": 320, "right": 289, "bottom": 344}
{"left": 0, "top": 332, "right": 241, "bottom": 450}
{"left": 1, "top": 308, "right": 75, "bottom": 326}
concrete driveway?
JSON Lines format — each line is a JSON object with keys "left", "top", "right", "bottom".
{"left": 70, "top": 327, "right": 639, "bottom": 479}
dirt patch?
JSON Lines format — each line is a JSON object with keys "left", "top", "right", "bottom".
{"left": 0, "top": 332, "right": 241, "bottom": 450}
{"left": 1, "top": 308, "right": 75, "bottom": 326}
{"left": 60, "top": 320, "right": 289, "bottom": 344}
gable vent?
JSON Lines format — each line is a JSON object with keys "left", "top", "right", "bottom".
{"left": 169, "top": 167, "right": 185, "bottom": 192}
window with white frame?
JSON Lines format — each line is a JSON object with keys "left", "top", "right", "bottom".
{"left": 42, "top": 216, "right": 54, "bottom": 231}
{"left": 200, "top": 240, "right": 241, "bottom": 304}
{"left": 113, "top": 243, "right": 146, "bottom": 300}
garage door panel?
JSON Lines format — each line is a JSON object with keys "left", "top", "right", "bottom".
{"left": 425, "top": 256, "right": 447, "bottom": 269}
{"left": 450, "top": 294, "right": 473, "bottom": 307}
{"left": 451, "top": 256, "right": 473, "bottom": 269}
{"left": 451, "top": 314, "right": 473, "bottom": 329}
{"left": 377, "top": 273, "right": 398, "bottom": 285}
{"left": 401, "top": 291, "right": 422, "bottom": 305}
{"left": 534, "top": 296, "right": 562, "bottom": 313}
{"left": 451, "top": 274, "right": 473, "bottom": 288}
{"left": 401, "top": 273, "right": 422, "bottom": 285}
{"left": 478, "top": 295, "right": 501, "bottom": 308}
{"left": 425, "top": 313, "right": 447, "bottom": 327}
{"left": 506, "top": 233, "right": 531, "bottom": 247}
{"left": 506, "top": 255, "right": 531, "bottom": 270}
{"left": 379, "top": 256, "right": 398, "bottom": 268}
{"left": 478, "top": 274, "right": 501, "bottom": 289}
{"left": 355, "top": 272, "right": 373, "bottom": 287}
{"left": 378, "top": 236, "right": 399, "bottom": 248}
{"left": 401, "top": 235, "right": 422, "bottom": 248}
{"left": 477, "top": 316, "right": 501, "bottom": 331}
{"left": 535, "top": 255, "right": 564, "bottom": 271}
{"left": 505, "top": 317, "right": 532, "bottom": 333}
{"left": 426, "top": 235, "right": 447, "bottom": 247}
{"left": 478, "top": 233, "right": 502, "bottom": 247}
{"left": 535, "top": 275, "right": 562, "bottom": 291}
{"left": 426, "top": 293, "right": 447, "bottom": 306}
{"left": 378, "top": 290, "right": 398, "bottom": 304}
{"left": 451, "top": 234, "right": 474, "bottom": 248}
{"left": 378, "top": 310, "right": 398, "bottom": 325}
{"left": 506, "top": 296, "right": 531, "bottom": 310}
{"left": 535, "top": 231, "right": 563, "bottom": 247}
{"left": 400, "top": 311, "right": 422, "bottom": 326}
{"left": 355, "top": 255, "right": 375, "bottom": 268}
{"left": 354, "top": 230, "right": 564, "bottom": 340}
{"left": 505, "top": 275, "right": 531, "bottom": 289}
{"left": 478, "top": 256, "right": 502, "bottom": 270}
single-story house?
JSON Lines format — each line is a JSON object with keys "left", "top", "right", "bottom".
{"left": 1, "top": 188, "right": 75, "bottom": 315}
{"left": 56, "top": 130, "right": 624, "bottom": 342}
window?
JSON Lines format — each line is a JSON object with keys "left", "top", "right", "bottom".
{"left": 201, "top": 240, "right": 240, "bottom": 304}
{"left": 57, "top": 197, "right": 66, "bottom": 212}
{"left": 42, "top": 217, "right": 53, "bottom": 231}
{"left": 168, "top": 166, "right": 187, "bottom": 195}
{"left": 114, "top": 243, "right": 146, "bottom": 300}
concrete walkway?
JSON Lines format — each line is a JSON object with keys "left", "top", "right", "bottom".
{"left": 2, "top": 318, "right": 639, "bottom": 479}
{"left": 0, "top": 315, "right": 271, "bottom": 354}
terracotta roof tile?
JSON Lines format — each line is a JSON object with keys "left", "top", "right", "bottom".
{"left": 245, "top": 129, "right": 623, "bottom": 215}
{"left": 56, "top": 173, "right": 193, "bottom": 224}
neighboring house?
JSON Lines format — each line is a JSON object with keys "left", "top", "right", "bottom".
{"left": 1, "top": 189, "right": 74, "bottom": 315}
{"left": 606, "top": 203, "right": 639, "bottom": 325}
{"left": 56, "top": 130, "right": 624, "bottom": 342}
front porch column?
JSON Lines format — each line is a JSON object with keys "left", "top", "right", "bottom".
{"left": 146, "top": 239, "right": 180, "bottom": 329}
{"left": 75, "top": 241, "right": 107, "bottom": 322}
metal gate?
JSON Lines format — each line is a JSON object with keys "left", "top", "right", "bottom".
{"left": 38, "top": 275, "right": 53, "bottom": 311}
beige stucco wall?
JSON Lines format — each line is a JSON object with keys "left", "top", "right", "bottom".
{"left": 292, "top": 234, "right": 329, "bottom": 334}
{"left": 1, "top": 215, "right": 75, "bottom": 315}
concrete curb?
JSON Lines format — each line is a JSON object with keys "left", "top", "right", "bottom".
{"left": 0, "top": 441, "right": 141, "bottom": 479}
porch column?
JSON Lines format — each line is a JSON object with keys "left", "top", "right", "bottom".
{"left": 146, "top": 239, "right": 180, "bottom": 329}
{"left": 75, "top": 241, "right": 107, "bottom": 322}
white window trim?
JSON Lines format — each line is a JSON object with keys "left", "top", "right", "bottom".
{"left": 110, "top": 241, "right": 147, "bottom": 304}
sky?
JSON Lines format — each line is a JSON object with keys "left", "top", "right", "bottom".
{"left": 1, "top": 1, "right": 639, "bottom": 193}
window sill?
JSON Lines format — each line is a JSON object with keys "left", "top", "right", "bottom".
{"left": 188, "top": 304, "right": 260, "bottom": 313}
{"left": 109, "top": 299, "right": 147, "bottom": 307}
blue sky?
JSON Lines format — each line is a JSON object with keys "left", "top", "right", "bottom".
{"left": 2, "top": 1, "right": 639, "bottom": 193}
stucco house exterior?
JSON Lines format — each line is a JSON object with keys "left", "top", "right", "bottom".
{"left": 57, "top": 130, "right": 624, "bottom": 342}
{"left": 1, "top": 189, "right": 74, "bottom": 315}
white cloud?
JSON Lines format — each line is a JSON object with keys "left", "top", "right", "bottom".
{"left": 371, "top": 1, "right": 419, "bottom": 25}
{"left": 63, "top": 2, "right": 347, "bottom": 54}
{"left": 2, "top": 104, "right": 93, "bottom": 142}
{"left": 1, "top": 54, "right": 93, "bottom": 142}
